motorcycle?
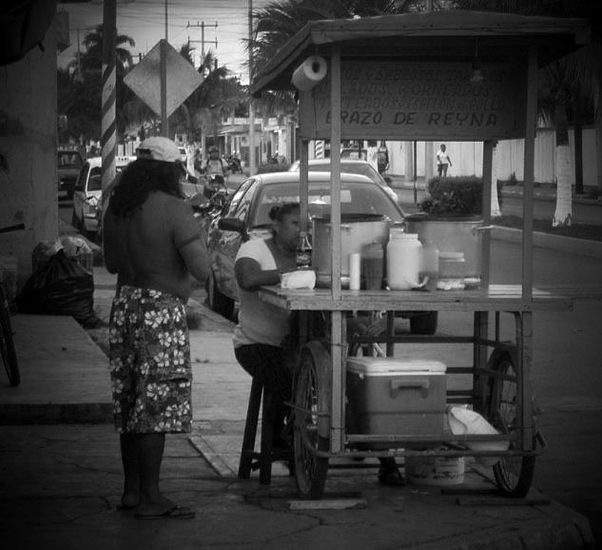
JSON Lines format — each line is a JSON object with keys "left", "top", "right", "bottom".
{"left": 189, "top": 174, "right": 229, "bottom": 236}
{"left": 226, "top": 154, "right": 242, "bottom": 174}
{"left": 203, "top": 173, "right": 227, "bottom": 200}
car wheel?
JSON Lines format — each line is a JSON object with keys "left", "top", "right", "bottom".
{"left": 409, "top": 311, "right": 438, "bottom": 335}
{"left": 206, "top": 270, "right": 234, "bottom": 320}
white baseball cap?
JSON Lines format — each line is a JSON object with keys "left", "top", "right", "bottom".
{"left": 136, "top": 137, "right": 181, "bottom": 163}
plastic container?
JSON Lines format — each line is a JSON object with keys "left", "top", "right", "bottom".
{"left": 406, "top": 454, "right": 465, "bottom": 486}
{"left": 346, "top": 357, "right": 447, "bottom": 446}
{"left": 437, "top": 251, "right": 466, "bottom": 290}
{"left": 386, "top": 229, "right": 423, "bottom": 290}
{"left": 447, "top": 405, "right": 509, "bottom": 467}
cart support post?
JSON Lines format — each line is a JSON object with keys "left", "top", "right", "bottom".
{"left": 518, "top": 312, "right": 535, "bottom": 451}
{"left": 330, "top": 310, "right": 345, "bottom": 452}
{"left": 522, "top": 48, "right": 538, "bottom": 300}
{"left": 299, "top": 138, "right": 309, "bottom": 233}
{"left": 473, "top": 311, "right": 489, "bottom": 412}
{"left": 482, "top": 140, "right": 494, "bottom": 288}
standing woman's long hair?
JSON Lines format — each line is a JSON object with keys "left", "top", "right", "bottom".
{"left": 109, "top": 159, "right": 184, "bottom": 218}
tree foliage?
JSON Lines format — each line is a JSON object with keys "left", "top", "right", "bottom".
{"left": 58, "top": 25, "right": 136, "bottom": 141}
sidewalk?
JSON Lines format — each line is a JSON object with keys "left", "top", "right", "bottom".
{"left": 0, "top": 264, "right": 595, "bottom": 549}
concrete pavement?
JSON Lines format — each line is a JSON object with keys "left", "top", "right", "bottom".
{"left": 0, "top": 262, "right": 597, "bottom": 549}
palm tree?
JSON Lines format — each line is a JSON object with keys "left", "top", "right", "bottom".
{"left": 452, "top": 0, "right": 602, "bottom": 226}
{"left": 59, "top": 25, "right": 137, "bottom": 140}
{"left": 250, "top": 0, "right": 425, "bottom": 79}
{"left": 249, "top": 0, "right": 429, "bottom": 154}
{"left": 173, "top": 48, "right": 247, "bottom": 149}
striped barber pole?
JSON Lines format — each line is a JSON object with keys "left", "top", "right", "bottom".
{"left": 101, "top": 60, "right": 116, "bottom": 199}
{"left": 101, "top": 0, "right": 117, "bottom": 205}
{"left": 314, "top": 140, "right": 325, "bottom": 159}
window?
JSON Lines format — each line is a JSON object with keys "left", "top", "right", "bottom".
{"left": 88, "top": 167, "right": 102, "bottom": 191}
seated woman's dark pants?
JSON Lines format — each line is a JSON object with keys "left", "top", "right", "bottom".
{"left": 235, "top": 344, "right": 293, "bottom": 446}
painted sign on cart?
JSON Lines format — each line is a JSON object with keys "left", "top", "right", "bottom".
{"left": 299, "top": 60, "right": 526, "bottom": 140}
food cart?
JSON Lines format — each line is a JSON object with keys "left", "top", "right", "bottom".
{"left": 250, "top": 11, "right": 592, "bottom": 499}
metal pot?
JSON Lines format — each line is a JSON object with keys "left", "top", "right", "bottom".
{"left": 312, "top": 214, "right": 391, "bottom": 288}
{"left": 404, "top": 214, "right": 492, "bottom": 281}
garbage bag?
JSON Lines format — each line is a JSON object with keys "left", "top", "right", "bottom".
{"left": 32, "top": 238, "right": 63, "bottom": 273}
{"left": 17, "top": 249, "right": 97, "bottom": 326}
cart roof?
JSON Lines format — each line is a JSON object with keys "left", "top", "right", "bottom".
{"left": 251, "top": 10, "right": 590, "bottom": 96}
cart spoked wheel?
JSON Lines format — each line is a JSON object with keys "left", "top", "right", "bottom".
{"left": 487, "top": 349, "right": 535, "bottom": 497}
{"left": 293, "top": 340, "right": 331, "bottom": 499}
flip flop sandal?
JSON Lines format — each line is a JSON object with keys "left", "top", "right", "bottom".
{"left": 135, "top": 506, "right": 195, "bottom": 520}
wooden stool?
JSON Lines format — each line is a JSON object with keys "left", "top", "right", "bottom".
{"left": 238, "top": 377, "right": 293, "bottom": 484}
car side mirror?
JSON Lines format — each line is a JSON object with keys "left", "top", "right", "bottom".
{"left": 186, "top": 173, "right": 198, "bottom": 184}
{"left": 217, "top": 217, "right": 246, "bottom": 234}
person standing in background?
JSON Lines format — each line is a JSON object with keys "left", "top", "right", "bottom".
{"left": 103, "top": 136, "right": 209, "bottom": 520}
{"left": 436, "top": 143, "right": 452, "bottom": 177}
{"left": 366, "top": 140, "right": 379, "bottom": 172}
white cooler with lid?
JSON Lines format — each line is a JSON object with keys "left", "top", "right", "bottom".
{"left": 346, "top": 357, "right": 447, "bottom": 443}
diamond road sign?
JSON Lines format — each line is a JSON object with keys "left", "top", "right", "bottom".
{"left": 124, "top": 40, "right": 203, "bottom": 118}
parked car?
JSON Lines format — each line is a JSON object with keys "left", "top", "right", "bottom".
{"left": 205, "top": 171, "right": 438, "bottom": 334}
{"left": 57, "top": 148, "right": 84, "bottom": 200}
{"left": 341, "top": 148, "right": 367, "bottom": 160}
{"left": 288, "top": 158, "right": 398, "bottom": 203}
{"left": 71, "top": 155, "right": 134, "bottom": 238}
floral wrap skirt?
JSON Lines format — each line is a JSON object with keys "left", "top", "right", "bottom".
{"left": 109, "top": 285, "right": 192, "bottom": 434}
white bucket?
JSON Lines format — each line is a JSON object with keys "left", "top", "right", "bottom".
{"left": 406, "top": 454, "right": 465, "bottom": 486}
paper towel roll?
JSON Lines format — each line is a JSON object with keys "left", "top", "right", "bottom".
{"left": 291, "top": 56, "right": 327, "bottom": 91}
{"left": 349, "top": 253, "right": 361, "bottom": 290}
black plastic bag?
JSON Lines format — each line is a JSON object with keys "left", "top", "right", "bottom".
{"left": 17, "top": 249, "right": 97, "bottom": 326}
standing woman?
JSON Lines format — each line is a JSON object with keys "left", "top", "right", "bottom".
{"left": 103, "top": 137, "right": 209, "bottom": 520}
{"left": 233, "top": 203, "right": 300, "bottom": 448}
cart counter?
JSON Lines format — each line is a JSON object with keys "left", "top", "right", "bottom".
{"left": 258, "top": 284, "right": 577, "bottom": 313}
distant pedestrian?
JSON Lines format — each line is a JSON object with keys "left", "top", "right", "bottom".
{"left": 377, "top": 140, "right": 389, "bottom": 175}
{"left": 366, "top": 140, "right": 379, "bottom": 172}
{"left": 204, "top": 146, "right": 229, "bottom": 178}
{"left": 103, "top": 136, "right": 209, "bottom": 520}
{"left": 436, "top": 144, "right": 452, "bottom": 177}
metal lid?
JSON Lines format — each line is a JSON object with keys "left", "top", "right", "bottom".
{"left": 347, "top": 357, "right": 447, "bottom": 375}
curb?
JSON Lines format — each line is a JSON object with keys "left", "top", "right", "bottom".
{"left": 492, "top": 226, "right": 602, "bottom": 259}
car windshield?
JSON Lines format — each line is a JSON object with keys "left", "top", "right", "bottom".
{"left": 88, "top": 167, "right": 102, "bottom": 191}
{"left": 251, "top": 181, "right": 402, "bottom": 228}
{"left": 58, "top": 151, "right": 82, "bottom": 168}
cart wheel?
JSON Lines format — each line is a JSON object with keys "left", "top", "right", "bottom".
{"left": 293, "top": 340, "right": 330, "bottom": 499}
{"left": 487, "top": 349, "right": 535, "bottom": 497}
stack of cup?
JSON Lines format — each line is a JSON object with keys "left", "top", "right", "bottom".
{"left": 361, "top": 242, "right": 384, "bottom": 290}
{"left": 349, "top": 253, "right": 361, "bottom": 290}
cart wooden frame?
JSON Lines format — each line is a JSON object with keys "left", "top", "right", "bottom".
{"left": 250, "top": 10, "right": 592, "bottom": 499}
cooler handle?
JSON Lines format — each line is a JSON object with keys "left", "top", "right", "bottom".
{"left": 390, "top": 379, "right": 429, "bottom": 398}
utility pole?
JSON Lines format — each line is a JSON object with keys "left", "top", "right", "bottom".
{"left": 76, "top": 27, "right": 82, "bottom": 81}
{"left": 248, "top": 0, "right": 256, "bottom": 175}
{"left": 187, "top": 21, "right": 218, "bottom": 64}
{"left": 161, "top": 0, "right": 168, "bottom": 137}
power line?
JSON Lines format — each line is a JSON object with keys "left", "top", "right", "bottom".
{"left": 186, "top": 21, "right": 218, "bottom": 59}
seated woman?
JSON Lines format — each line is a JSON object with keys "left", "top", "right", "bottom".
{"left": 233, "top": 203, "right": 300, "bottom": 448}
{"left": 233, "top": 202, "right": 404, "bottom": 484}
